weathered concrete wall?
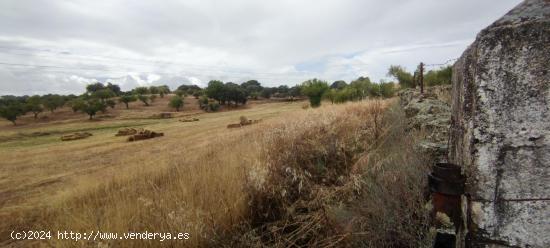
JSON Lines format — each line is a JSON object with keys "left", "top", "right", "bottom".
{"left": 449, "top": 0, "right": 550, "bottom": 247}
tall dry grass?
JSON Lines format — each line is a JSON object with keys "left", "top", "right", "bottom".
{"left": 36, "top": 130, "right": 256, "bottom": 247}
{"left": 24, "top": 99, "right": 431, "bottom": 248}
{"left": 233, "top": 100, "right": 433, "bottom": 247}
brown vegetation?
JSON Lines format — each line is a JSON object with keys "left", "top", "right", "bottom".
{"left": 115, "top": 127, "right": 143, "bottom": 136}
{"left": 1, "top": 99, "right": 431, "bottom": 247}
{"left": 226, "top": 116, "right": 262, "bottom": 128}
{"left": 60, "top": 132, "right": 93, "bottom": 141}
{"left": 179, "top": 117, "right": 200, "bottom": 122}
{"left": 127, "top": 129, "right": 164, "bottom": 142}
{"left": 225, "top": 100, "right": 432, "bottom": 247}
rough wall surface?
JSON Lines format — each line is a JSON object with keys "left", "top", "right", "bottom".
{"left": 449, "top": 0, "right": 550, "bottom": 247}
{"left": 399, "top": 86, "right": 451, "bottom": 161}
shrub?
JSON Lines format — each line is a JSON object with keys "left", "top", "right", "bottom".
{"left": 78, "top": 100, "right": 106, "bottom": 120}
{"left": 301, "top": 79, "right": 329, "bottom": 107}
{"left": 425, "top": 66, "right": 452, "bottom": 86}
{"left": 169, "top": 96, "right": 184, "bottom": 111}
{"left": 387, "top": 65, "right": 414, "bottom": 88}
{"left": 106, "top": 99, "right": 116, "bottom": 109}
{"left": 239, "top": 116, "right": 248, "bottom": 125}
{"left": 0, "top": 101, "right": 25, "bottom": 125}
{"left": 25, "top": 95, "right": 43, "bottom": 119}
{"left": 133, "top": 87, "right": 149, "bottom": 95}
{"left": 241, "top": 101, "right": 387, "bottom": 246}
{"left": 41, "top": 94, "right": 65, "bottom": 113}
{"left": 235, "top": 100, "right": 432, "bottom": 247}
{"left": 192, "top": 90, "right": 203, "bottom": 99}
{"left": 68, "top": 98, "right": 86, "bottom": 113}
{"left": 118, "top": 94, "right": 137, "bottom": 109}
{"left": 137, "top": 95, "right": 149, "bottom": 106}
{"left": 174, "top": 89, "right": 185, "bottom": 97}
{"left": 208, "top": 102, "right": 220, "bottom": 112}
{"left": 197, "top": 96, "right": 220, "bottom": 112}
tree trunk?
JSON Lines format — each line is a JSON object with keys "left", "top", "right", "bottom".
{"left": 125, "top": 103, "right": 129, "bottom": 109}
{"left": 34, "top": 112, "right": 38, "bottom": 119}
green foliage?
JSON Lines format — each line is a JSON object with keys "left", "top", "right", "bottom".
{"left": 198, "top": 96, "right": 220, "bottom": 112}
{"left": 241, "top": 80, "right": 262, "bottom": 96}
{"left": 158, "top": 85, "right": 170, "bottom": 98}
{"left": 68, "top": 98, "right": 86, "bottom": 113}
{"left": 133, "top": 87, "right": 149, "bottom": 95}
{"left": 133, "top": 87, "right": 150, "bottom": 106}
{"left": 379, "top": 82, "right": 396, "bottom": 98}
{"left": 222, "top": 82, "right": 248, "bottom": 105}
{"left": 177, "top": 84, "right": 201, "bottom": 96}
{"left": 169, "top": 96, "right": 184, "bottom": 111}
{"left": 92, "top": 89, "right": 115, "bottom": 102}
{"left": 118, "top": 94, "right": 137, "bottom": 109}
{"left": 79, "top": 100, "right": 107, "bottom": 120}
{"left": 205, "top": 80, "right": 225, "bottom": 103}
{"left": 192, "top": 90, "right": 203, "bottom": 99}
{"left": 349, "top": 76, "right": 373, "bottom": 100}
{"left": 334, "top": 86, "right": 359, "bottom": 103}
{"left": 86, "top": 82, "right": 105, "bottom": 93}
{"left": 424, "top": 66, "right": 452, "bottom": 86}
{"left": 0, "top": 101, "right": 25, "bottom": 125}
{"left": 301, "top": 79, "right": 329, "bottom": 107}
{"left": 198, "top": 95, "right": 209, "bottom": 107}
{"left": 86, "top": 82, "right": 121, "bottom": 96}
{"left": 323, "top": 89, "right": 337, "bottom": 104}
{"left": 261, "top": 88, "right": 274, "bottom": 99}
{"left": 250, "top": 92, "right": 259, "bottom": 100}
{"left": 106, "top": 99, "right": 116, "bottom": 109}
{"left": 330, "top": 80, "right": 348, "bottom": 90}
{"left": 208, "top": 102, "right": 220, "bottom": 112}
{"left": 42, "top": 94, "right": 65, "bottom": 113}
{"left": 387, "top": 65, "right": 414, "bottom": 88}
{"left": 289, "top": 86, "right": 302, "bottom": 99}
{"left": 206, "top": 80, "right": 248, "bottom": 105}
{"left": 174, "top": 89, "right": 186, "bottom": 97}
{"left": 106, "top": 83, "right": 122, "bottom": 96}
{"left": 149, "top": 86, "right": 159, "bottom": 94}
{"left": 137, "top": 95, "right": 150, "bottom": 106}
{"left": 276, "top": 85, "right": 289, "bottom": 97}
{"left": 25, "top": 95, "right": 43, "bottom": 119}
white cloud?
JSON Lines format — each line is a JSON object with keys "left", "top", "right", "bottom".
{"left": 0, "top": 0, "right": 522, "bottom": 95}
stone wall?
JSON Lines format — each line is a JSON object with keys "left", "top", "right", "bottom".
{"left": 449, "top": 0, "right": 550, "bottom": 247}
{"left": 399, "top": 86, "right": 451, "bottom": 161}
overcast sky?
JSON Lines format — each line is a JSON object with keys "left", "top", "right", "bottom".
{"left": 0, "top": 0, "right": 521, "bottom": 95}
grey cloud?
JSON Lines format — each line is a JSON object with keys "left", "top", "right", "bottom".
{"left": 0, "top": 0, "right": 522, "bottom": 95}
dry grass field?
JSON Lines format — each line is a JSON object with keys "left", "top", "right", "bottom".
{"left": 0, "top": 96, "right": 304, "bottom": 247}
{"left": 0, "top": 97, "right": 432, "bottom": 247}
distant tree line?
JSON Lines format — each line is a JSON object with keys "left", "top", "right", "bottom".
{"left": 0, "top": 64, "right": 451, "bottom": 124}
{"left": 301, "top": 76, "right": 396, "bottom": 108}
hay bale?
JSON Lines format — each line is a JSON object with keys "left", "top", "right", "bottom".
{"left": 115, "top": 128, "right": 143, "bottom": 136}
{"left": 179, "top": 117, "right": 200, "bottom": 122}
{"left": 228, "top": 118, "right": 261, "bottom": 128}
{"left": 127, "top": 129, "right": 164, "bottom": 142}
{"left": 239, "top": 116, "right": 249, "bottom": 125}
{"left": 227, "top": 123, "right": 242, "bottom": 128}
{"left": 61, "top": 132, "right": 92, "bottom": 141}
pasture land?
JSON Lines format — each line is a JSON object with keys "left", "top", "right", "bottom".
{"left": 0, "top": 97, "right": 303, "bottom": 247}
